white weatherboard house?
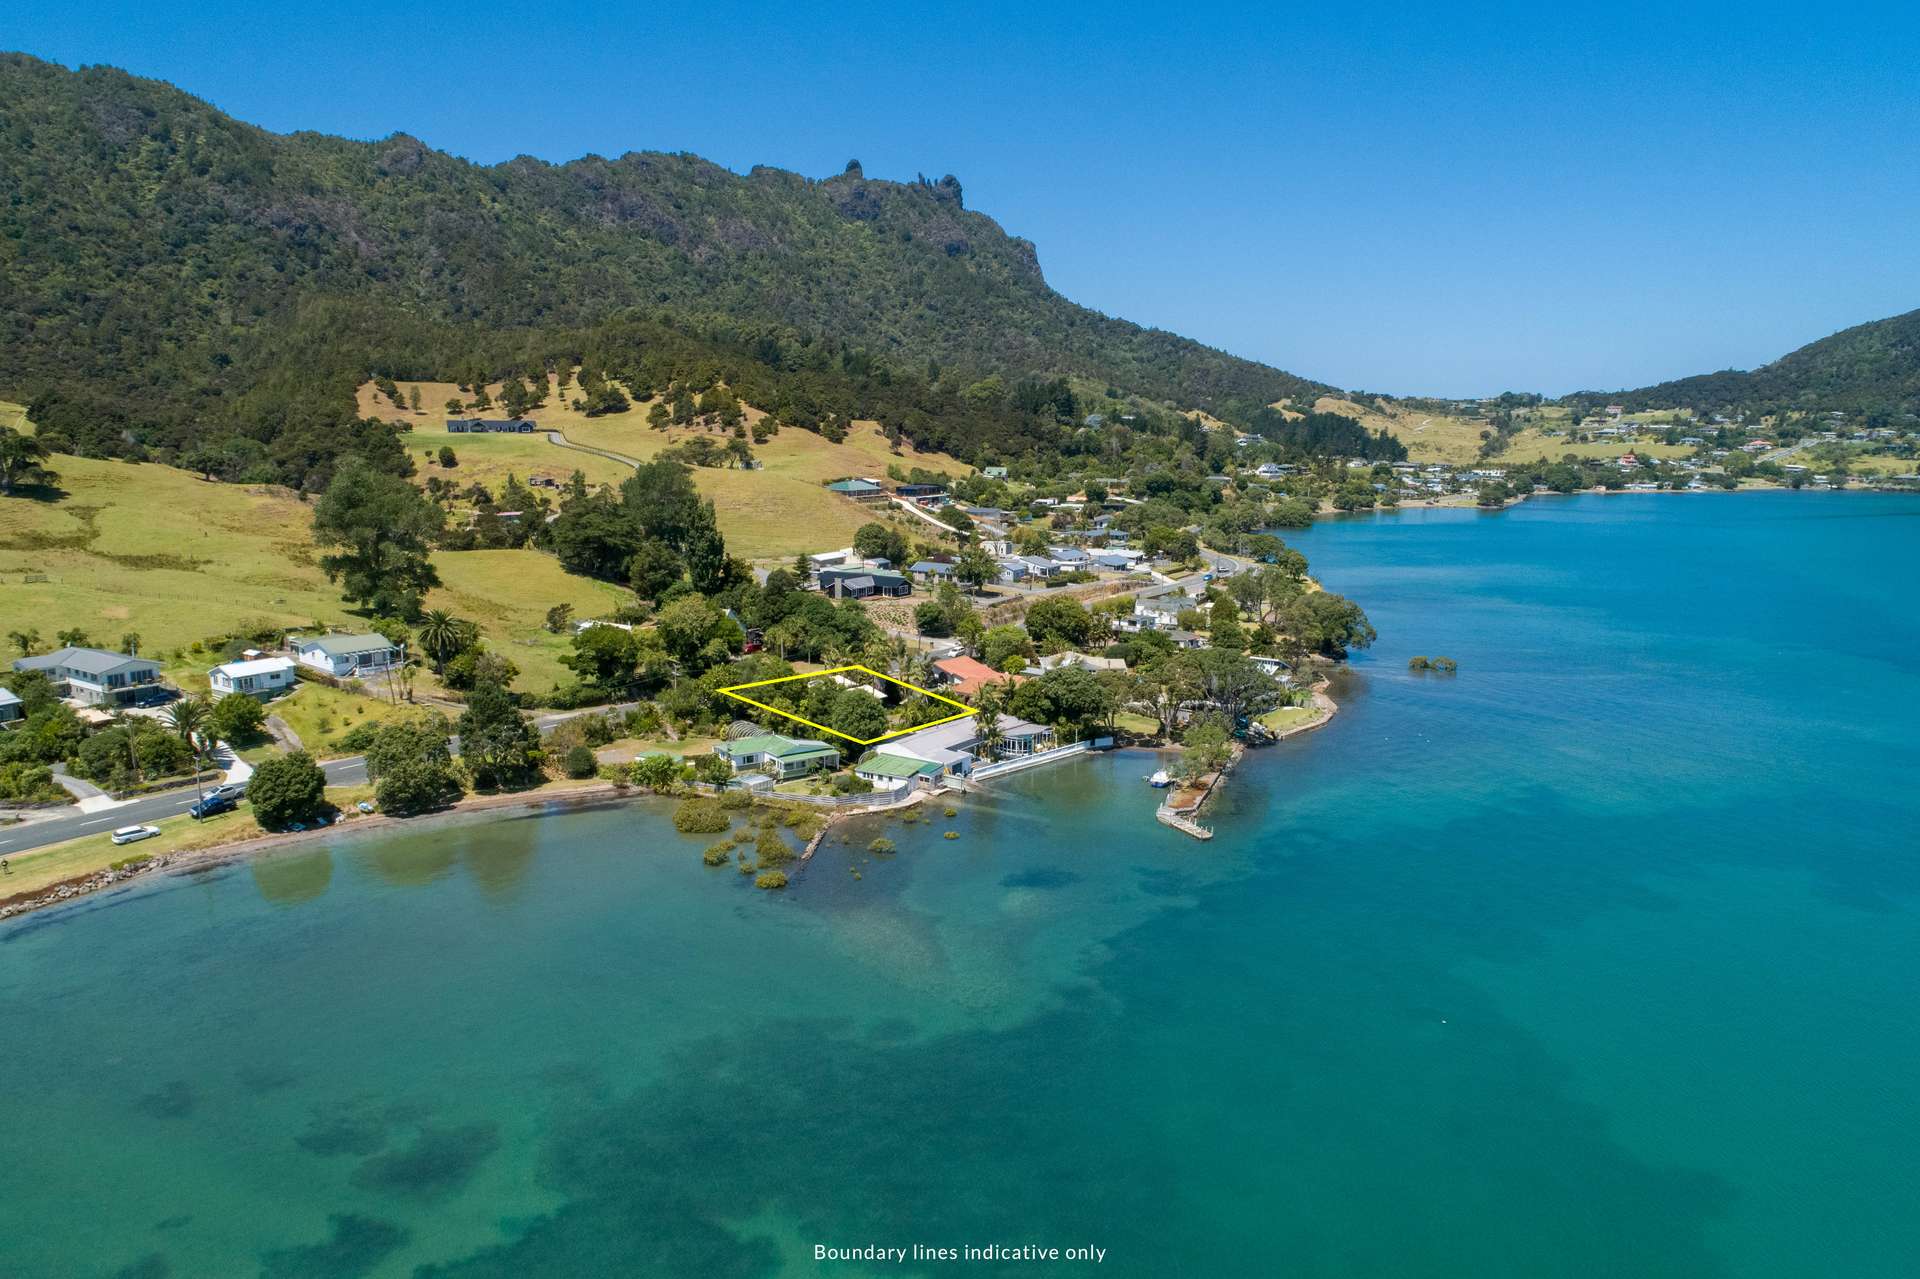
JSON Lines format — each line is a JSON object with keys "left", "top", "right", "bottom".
{"left": 11, "top": 647, "right": 163, "bottom": 707}
{"left": 208, "top": 656, "right": 298, "bottom": 699}
{"left": 292, "top": 633, "right": 403, "bottom": 677}
{"left": 714, "top": 734, "right": 841, "bottom": 781}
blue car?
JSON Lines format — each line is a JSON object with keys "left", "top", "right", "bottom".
{"left": 188, "top": 793, "right": 237, "bottom": 820}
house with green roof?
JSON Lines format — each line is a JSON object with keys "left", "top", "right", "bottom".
{"left": 852, "top": 752, "right": 944, "bottom": 792}
{"left": 291, "top": 632, "right": 404, "bottom": 677}
{"left": 714, "top": 733, "right": 841, "bottom": 780}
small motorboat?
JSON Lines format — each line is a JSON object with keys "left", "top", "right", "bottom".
{"left": 1146, "top": 769, "right": 1172, "bottom": 788}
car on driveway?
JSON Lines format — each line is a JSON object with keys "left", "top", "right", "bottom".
{"left": 207, "top": 781, "right": 247, "bottom": 801}
{"left": 188, "top": 793, "right": 238, "bottom": 820}
{"left": 110, "top": 824, "right": 162, "bottom": 846}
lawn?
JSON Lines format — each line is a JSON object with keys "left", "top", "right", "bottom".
{"left": 270, "top": 682, "right": 415, "bottom": 757}
{"left": 1259, "top": 705, "right": 1326, "bottom": 733}
{"left": 593, "top": 736, "right": 722, "bottom": 765}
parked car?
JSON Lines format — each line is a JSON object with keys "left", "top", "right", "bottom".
{"left": 188, "top": 794, "right": 237, "bottom": 820}
{"left": 207, "top": 781, "right": 247, "bottom": 801}
{"left": 110, "top": 825, "right": 161, "bottom": 846}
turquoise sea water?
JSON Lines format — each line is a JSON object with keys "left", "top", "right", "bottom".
{"left": 3, "top": 492, "right": 1917, "bottom": 1278}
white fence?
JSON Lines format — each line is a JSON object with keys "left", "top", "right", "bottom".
{"left": 971, "top": 741, "right": 1091, "bottom": 781}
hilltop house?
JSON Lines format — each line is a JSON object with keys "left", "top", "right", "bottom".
{"left": 208, "top": 656, "right": 298, "bottom": 699}
{"left": 446, "top": 418, "right": 537, "bottom": 433}
{"left": 292, "top": 633, "right": 404, "bottom": 678}
{"left": 817, "top": 568, "right": 912, "bottom": 599}
{"left": 12, "top": 648, "right": 164, "bottom": 708}
{"left": 825, "top": 478, "right": 887, "bottom": 502}
{"left": 714, "top": 734, "right": 841, "bottom": 780}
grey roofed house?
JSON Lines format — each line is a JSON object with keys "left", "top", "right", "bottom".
{"left": 13, "top": 647, "right": 164, "bottom": 706}
{"left": 292, "top": 632, "right": 403, "bottom": 676}
{"left": 447, "top": 418, "right": 536, "bottom": 433}
{"left": 885, "top": 713, "right": 1056, "bottom": 775}
{"left": 0, "top": 685, "right": 22, "bottom": 722}
{"left": 817, "top": 567, "right": 911, "bottom": 598}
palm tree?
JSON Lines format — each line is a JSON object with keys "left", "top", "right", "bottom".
{"left": 763, "top": 618, "right": 803, "bottom": 661}
{"left": 418, "top": 610, "right": 462, "bottom": 672}
{"left": 8, "top": 628, "right": 38, "bottom": 657}
{"left": 978, "top": 712, "right": 1007, "bottom": 762}
{"left": 167, "top": 695, "right": 212, "bottom": 802}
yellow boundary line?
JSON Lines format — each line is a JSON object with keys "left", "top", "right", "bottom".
{"left": 716, "top": 664, "right": 976, "bottom": 745}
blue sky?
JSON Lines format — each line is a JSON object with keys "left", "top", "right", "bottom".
{"left": 9, "top": 1, "right": 1920, "bottom": 396}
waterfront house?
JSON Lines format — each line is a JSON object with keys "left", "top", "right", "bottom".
{"left": 0, "top": 686, "right": 21, "bottom": 725}
{"left": 1247, "top": 655, "right": 1292, "bottom": 682}
{"left": 852, "top": 752, "right": 945, "bottom": 792}
{"left": 208, "top": 656, "right": 298, "bottom": 699}
{"left": 714, "top": 734, "right": 841, "bottom": 779}
{"left": 292, "top": 633, "right": 403, "bottom": 678}
{"left": 12, "top": 648, "right": 164, "bottom": 708}
{"left": 886, "top": 714, "right": 1055, "bottom": 776}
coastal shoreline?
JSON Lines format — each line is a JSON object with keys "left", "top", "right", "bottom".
{"left": 0, "top": 782, "right": 648, "bottom": 924}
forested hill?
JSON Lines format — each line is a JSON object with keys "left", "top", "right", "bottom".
{"left": 1569, "top": 308, "right": 1920, "bottom": 418}
{"left": 0, "top": 53, "right": 1330, "bottom": 478}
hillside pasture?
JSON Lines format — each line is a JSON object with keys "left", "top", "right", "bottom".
{"left": 362, "top": 379, "right": 964, "bottom": 558}
{"left": 1316, "top": 396, "right": 1493, "bottom": 464}
{"left": 424, "top": 550, "right": 634, "bottom": 692}
{"left": 0, "top": 447, "right": 630, "bottom": 695}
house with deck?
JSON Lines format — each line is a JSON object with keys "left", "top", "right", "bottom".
{"left": 12, "top": 648, "right": 164, "bottom": 708}
{"left": 714, "top": 734, "right": 841, "bottom": 780}
{"left": 825, "top": 478, "right": 887, "bottom": 503}
{"left": 292, "top": 633, "right": 404, "bottom": 678}
{"left": 885, "top": 714, "right": 1055, "bottom": 777}
{"left": 817, "top": 568, "right": 911, "bottom": 599}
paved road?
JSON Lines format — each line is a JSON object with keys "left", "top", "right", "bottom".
{"left": 0, "top": 703, "right": 627, "bottom": 859}
{"left": 1, "top": 756, "right": 367, "bottom": 856}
